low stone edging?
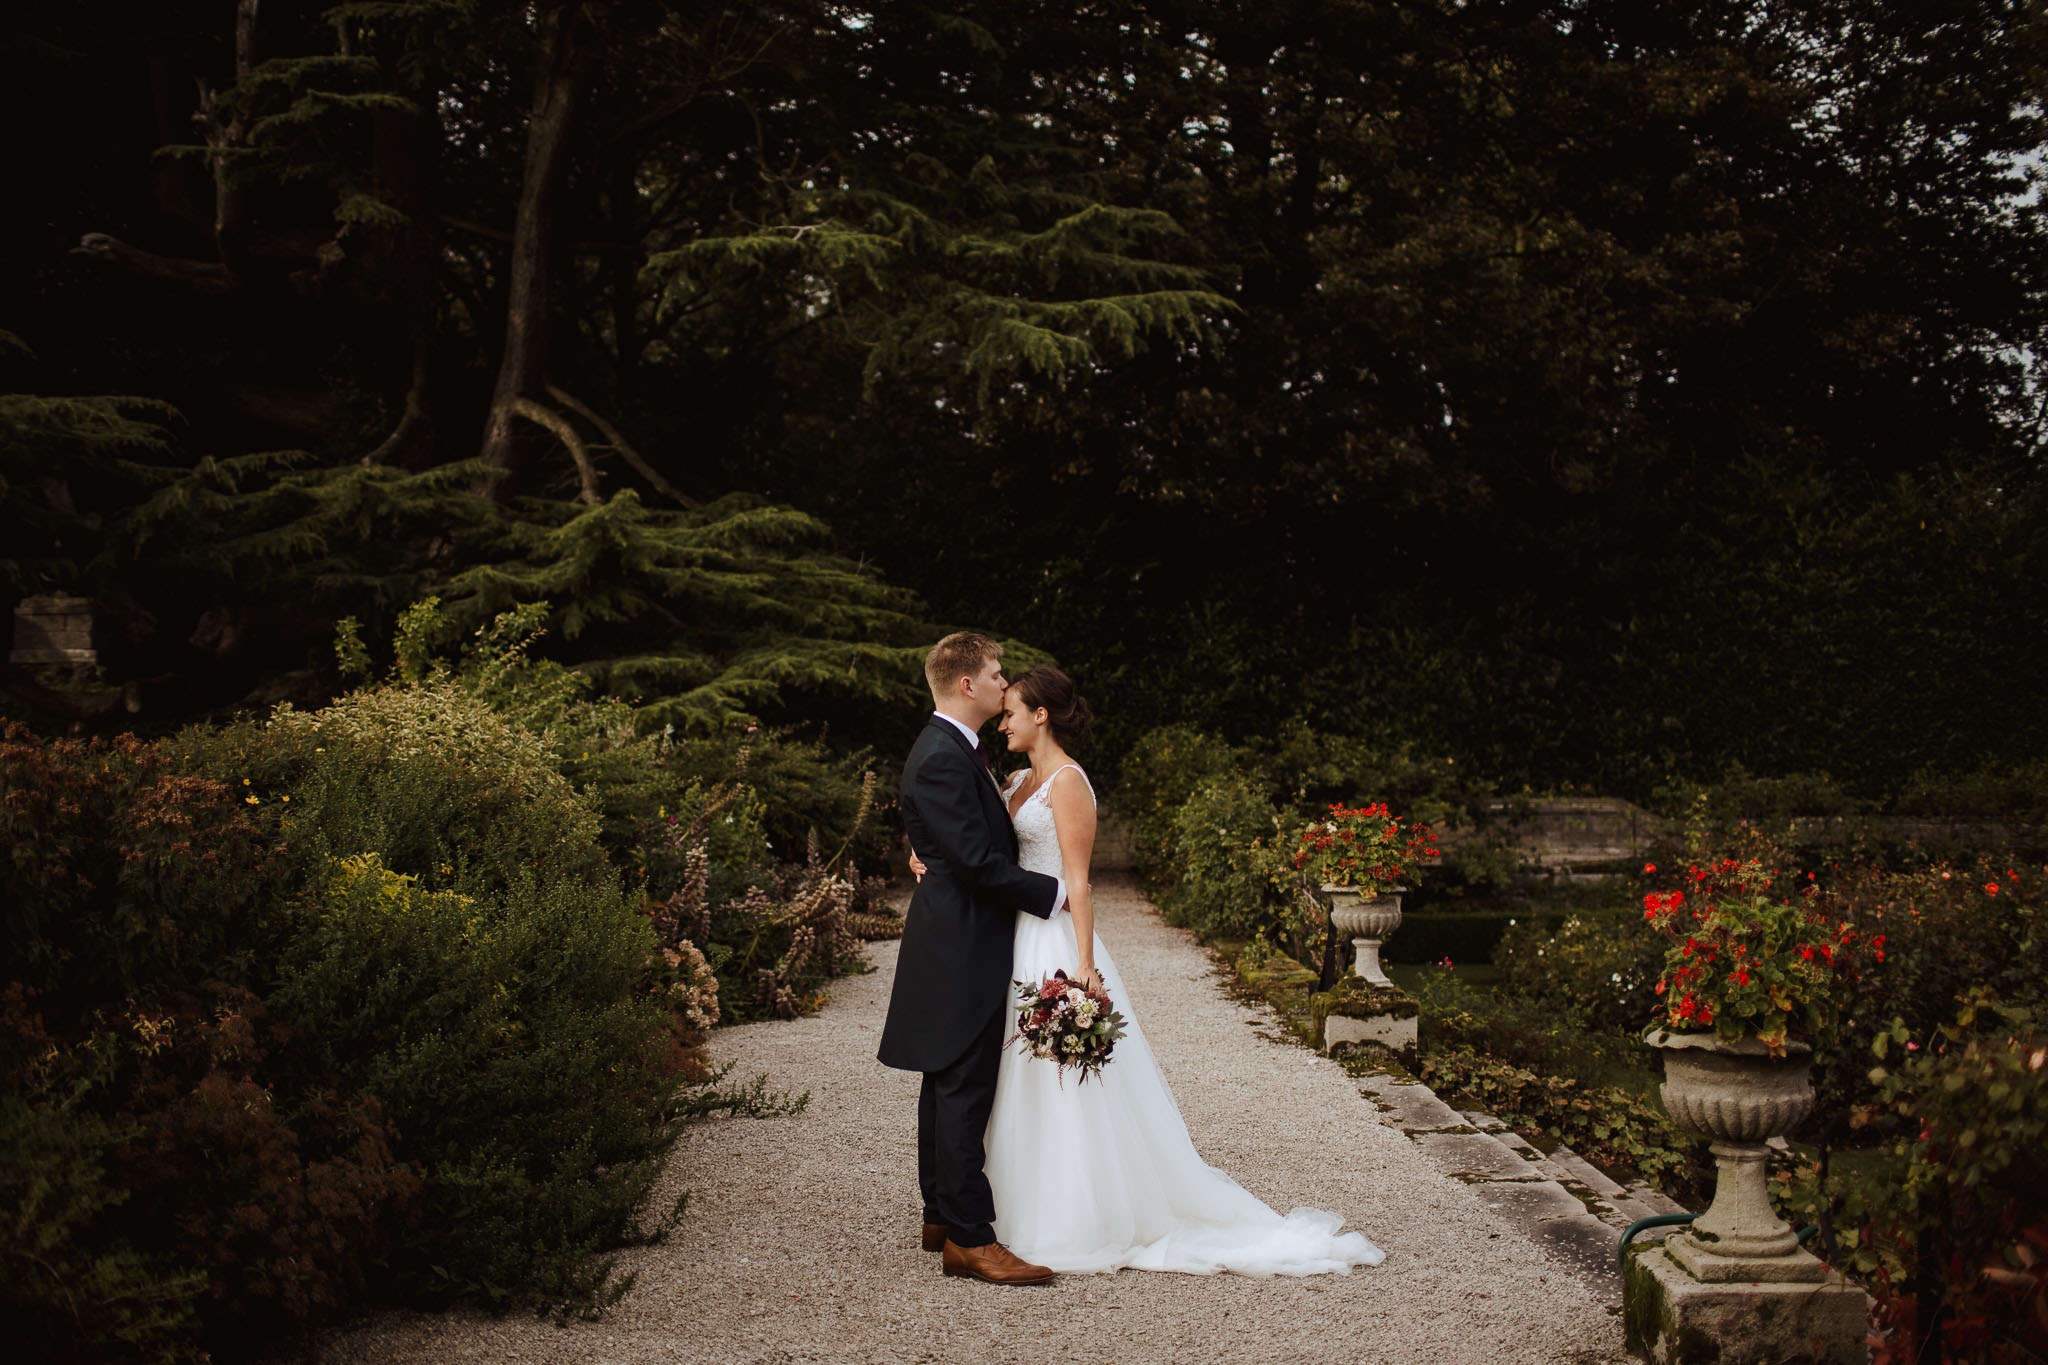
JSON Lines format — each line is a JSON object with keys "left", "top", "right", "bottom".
{"left": 1207, "top": 939, "right": 1689, "bottom": 1299}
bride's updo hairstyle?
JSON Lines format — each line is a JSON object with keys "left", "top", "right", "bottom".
{"left": 1011, "top": 667, "right": 1093, "bottom": 750}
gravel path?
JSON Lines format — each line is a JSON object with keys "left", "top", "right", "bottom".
{"left": 315, "top": 871, "right": 1627, "bottom": 1365}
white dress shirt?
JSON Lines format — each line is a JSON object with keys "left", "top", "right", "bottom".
{"left": 930, "top": 710, "right": 1067, "bottom": 913}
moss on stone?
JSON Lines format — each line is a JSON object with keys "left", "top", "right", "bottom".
{"left": 1623, "top": 1244, "right": 1840, "bottom": 1365}
{"left": 1309, "top": 977, "right": 1418, "bottom": 1042}
{"left": 1624, "top": 1245, "right": 1726, "bottom": 1363}
{"left": 1310, "top": 978, "right": 1419, "bottom": 1055}
{"left": 1221, "top": 948, "right": 1427, "bottom": 1058}
{"left": 1622, "top": 1243, "right": 1668, "bottom": 1358}
{"left": 1235, "top": 951, "right": 1319, "bottom": 993}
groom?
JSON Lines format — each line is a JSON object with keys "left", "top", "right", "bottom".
{"left": 877, "top": 632, "right": 1064, "bottom": 1285}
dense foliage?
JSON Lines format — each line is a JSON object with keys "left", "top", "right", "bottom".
{"left": 1855, "top": 997, "right": 2048, "bottom": 1364}
{"left": 2, "top": 2, "right": 2043, "bottom": 799}
{"left": 7, "top": 0, "right": 2047, "bottom": 1350}
{"left": 1, "top": 609, "right": 883, "bottom": 1361}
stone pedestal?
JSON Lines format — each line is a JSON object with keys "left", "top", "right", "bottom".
{"left": 1313, "top": 978, "right": 1417, "bottom": 1065}
{"left": 1667, "top": 1143, "right": 1829, "bottom": 1284}
{"left": 1324, "top": 885, "right": 1404, "bottom": 987}
{"left": 1648, "top": 1029, "right": 1834, "bottom": 1286}
{"left": 1324, "top": 1010, "right": 1418, "bottom": 1056}
{"left": 1625, "top": 1243, "right": 1871, "bottom": 1365}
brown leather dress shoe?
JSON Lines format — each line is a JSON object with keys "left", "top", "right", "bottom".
{"left": 940, "top": 1239, "right": 1056, "bottom": 1285}
{"left": 922, "top": 1222, "right": 948, "bottom": 1253}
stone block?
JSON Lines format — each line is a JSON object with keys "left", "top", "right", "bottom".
{"left": 11, "top": 593, "right": 97, "bottom": 665}
{"left": 1360, "top": 1080, "right": 1466, "bottom": 1132}
{"left": 1317, "top": 978, "right": 1418, "bottom": 1065}
{"left": 1477, "top": 1179, "right": 1627, "bottom": 1296}
{"left": 1546, "top": 1144, "right": 1631, "bottom": 1199}
{"left": 1624, "top": 1243, "right": 1871, "bottom": 1365}
{"left": 1415, "top": 1131, "right": 1544, "bottom": 1182}
{"left": 1323, "top": 1008, "right": 1417, "bottom": 1062}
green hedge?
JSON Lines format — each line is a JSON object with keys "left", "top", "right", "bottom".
{"left": 1382, "top": 906, "right": 1633, "bottom": 966}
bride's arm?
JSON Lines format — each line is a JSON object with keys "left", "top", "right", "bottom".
{"left": 1048, "top": 770, "right": 1101, "bottom": 991}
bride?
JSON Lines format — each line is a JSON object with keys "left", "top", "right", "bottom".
{"left": 975, "top": 666, "right": 1382, "bottom": 1277}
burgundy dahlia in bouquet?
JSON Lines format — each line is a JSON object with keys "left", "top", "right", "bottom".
{"left": 1012, "top": 970, "right": 1128, "bottom": 1085}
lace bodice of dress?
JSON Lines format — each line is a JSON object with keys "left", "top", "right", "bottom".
{"left": 1004, "top": 765, "right": 1095, "bottom": 880}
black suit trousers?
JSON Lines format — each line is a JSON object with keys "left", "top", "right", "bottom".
{"left": 916, "top": 1001, "right": 1008, "bottom": 1248}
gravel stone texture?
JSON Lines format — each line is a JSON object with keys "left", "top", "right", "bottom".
{"left": 313, "top": 870, "right": 1628, "bottom": 1365}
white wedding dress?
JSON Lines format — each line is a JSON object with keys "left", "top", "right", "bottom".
{"left": 984, "top": 765, "right": 1384, "bottom": 1276}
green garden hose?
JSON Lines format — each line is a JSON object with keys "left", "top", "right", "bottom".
{"left": 1616, "top": 1213, "right": 1819, "bottom": 1272}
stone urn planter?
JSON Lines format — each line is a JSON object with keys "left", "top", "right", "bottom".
{"left": 1648, "top": 1027, "right": 1824, "bottom": 1284}
{"left": 1323, "top": 885, "right": 1404, "bottom": 988}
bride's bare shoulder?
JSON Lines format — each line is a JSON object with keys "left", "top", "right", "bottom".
{"left": 1048, "top": 762, "right": 1096, "bottom": 801}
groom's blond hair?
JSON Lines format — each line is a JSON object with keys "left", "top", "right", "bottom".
{"left": 925, "top": 631, "right": 1002, "bottom": 703}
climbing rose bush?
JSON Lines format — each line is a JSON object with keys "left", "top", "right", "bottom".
{"left": 1643, "top": 855, "right": 1878, "bottom": 1055}
{"left": 1292, "top": 801, "right": 1440, "bottom": 896}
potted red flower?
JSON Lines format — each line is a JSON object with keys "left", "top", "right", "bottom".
{"left": 1292, "top": 802, "right": 1439, "bottom": 986}
{"left": 1640, "top": 855, "right": 1877, "bottom": 1284}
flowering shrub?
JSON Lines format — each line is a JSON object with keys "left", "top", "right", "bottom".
{"left": 0, "top": 726, "right": 414, "bottom": 1360}
{"left": 1819, "top": 857, "right": 2043, "bottom": 1105}
{"left": 1642, "top": 855, "right": 1875, "bottom": 1053}
{"left": 1494, "top": 910, "right": 1668, "bottom": 1041}
{"left": 643, "top": 804, "right": 870, "bottom": 1023}
{"left": 1157, "top": 773, "right": 1310, "bottom": 950}
{"left": 1292, "top": 801, "right": 1440, "bottom": 895}
{"left": 1851, "top": 994, "right": 2048, "bottom": 1363}
{"left": 260, "top": 683, "right": 610, "bottom": 900}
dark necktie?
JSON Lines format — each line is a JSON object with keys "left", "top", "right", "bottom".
{"left": 973, "top": 740, "right": 991, "bottom": 775}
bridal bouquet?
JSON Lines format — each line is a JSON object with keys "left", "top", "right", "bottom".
{"left": 1012, "top": 971, "right": 1128, "bottom": 1085}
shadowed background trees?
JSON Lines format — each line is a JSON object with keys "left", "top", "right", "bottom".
{"left": 4, "top": 0, "right": 2045, "bottom": 799}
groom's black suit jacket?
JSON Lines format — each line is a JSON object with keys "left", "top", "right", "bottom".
{"left": 877, "top": 717, "right": 1061, "bottom": 1073}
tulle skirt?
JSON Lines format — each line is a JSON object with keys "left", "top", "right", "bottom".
{"left": 984, "top": 909, "right": 1384, "bottom": 1276}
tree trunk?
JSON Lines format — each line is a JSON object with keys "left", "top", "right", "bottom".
{"left": 609, "top": 155, "right": 641, "bottom": 406}
{"left": 84, "top": 2, "right": 260, "bottom": 290}
{"left": 204, "top": 0, "right": 262, "bottom": 280}
{"left": 477, "top": 4, "right": 608, "bottom": 491}
{"left": 366, "top": 45, "right": 443, "bottom": 466}
{"left": 1316, "top": 895, "right": 1342, "bottom": 991}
